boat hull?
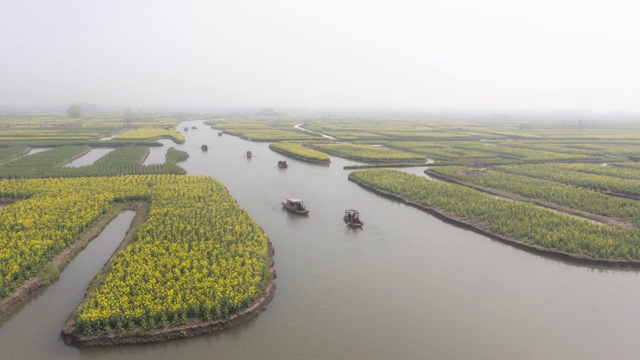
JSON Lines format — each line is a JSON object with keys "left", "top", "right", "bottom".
{"left": 282, "top": 202, "right": 309, "bottom": 214}
{"left": 343, "top": 217, "right": 363, "bottom": 227}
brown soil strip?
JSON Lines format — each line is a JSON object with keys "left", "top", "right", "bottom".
{"left": 348, "top": 174, "right": 640, "bottom": 269}
{"left": 603, "top": 191, "right": 640, "bottom": 201}
{"left": 61, "top": 242, "right": 276, "bottom": 347}
{"left": 425, "top": 170, "right": 635, "bottom": 229}
{"left": 0, "top": 202, "right": 145, "bottom": 321}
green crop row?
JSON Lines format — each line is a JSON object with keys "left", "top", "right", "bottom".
{"left": 0, "top": 146, "right": 187, "bottom": 179}
{"left": 231, "top": 129, "right": 316, "bottom": 141}
{"left": 385, "top": 141, "right": 497, "bottom": 161}
{"left": 0, "top": 146, "right": 90, "bottom": 176}
{"left": 0, "top": 146, "right": 30, "bottom": 163}
{"left": 456, "top": 142, "right": 600, "bottom": 162}
{"left": 546, "top": 163, "right": 640, "bottom": 181}
{"left": 428, "top": 166, "right": 640, "bottom": 226}
{"left": 612, "top": 162, "right": 640, "bottom": 170}
{"left": 206, "top": 119, "right": 317, "bottom": 141}
{"left": 349, "top": 169, "right": 640, "bottom": 260}
{"left": 115, "top": 129, "right": 185, "bottom": 143}
{"left": 311, "top": 143, "right": 424, "bottom": 162}
{"left": 269, "top": 142, "right": 330, "bottom": 163}
{"left": 496, "top": 163, "right": 640, "bottom": 198}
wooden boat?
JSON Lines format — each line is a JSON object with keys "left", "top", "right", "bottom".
{"left": 184, "top": 127, "right": 189, "bottom": 131}
{"left": 201, "top": 144, "right": 208, "bottom": 151}
{"left": 191, "top": 126, "right": 198, "bottom": 129}
{"left": 282, "top": 198, "right": 309, "bottom": 214}
{"left": 218, "top": 132, "right": 223, "bottom": 136}
{"left": 344, "top": 209, "right": 363, "bottom": 228}
{"left": 278, "top": 160, "right": 288, "bottom": 168}
{"left": 246, "top": 150, "right": 252, "bottom": 158}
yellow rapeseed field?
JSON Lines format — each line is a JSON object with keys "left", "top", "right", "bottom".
{"left": 0, "top": 175, "right": 271, "bottom": 334}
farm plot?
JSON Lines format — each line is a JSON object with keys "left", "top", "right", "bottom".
{"left": 0, "top": 175, "right": 272, "bottom": 336}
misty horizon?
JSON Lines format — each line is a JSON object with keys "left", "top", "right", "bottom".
{"left": 1, "top": 0, "right": 639, "bottom": 114}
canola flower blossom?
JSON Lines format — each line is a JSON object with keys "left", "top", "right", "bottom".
{"left": 0, "top": 175, "right": 271, "bottom": 335}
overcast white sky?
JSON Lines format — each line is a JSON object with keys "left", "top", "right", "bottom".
{"left": 0, "top": 0, "right": 638, "bottom": 112}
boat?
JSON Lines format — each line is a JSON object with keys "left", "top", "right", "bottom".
{"left": 218, "top": 132, "right": 223, "bottom": 136}
{"left": 278, "top": 160, "right": 288, "bottom": 168}
{"left": 191, "top": 126, "right": 198, "bottom": 129}
{"left": 201, "top": 144, "right": 208, "bottom": 151}
{"left": 282, "top": 198, "right": 309, "bottom": 214}
{"left": 184, "top": 127, "right": 189, "bottom": 131}
{"left": 343, "top": 209, "right": 363, "bottom": 228}
{"left": 246, "top": 150, "right": 252, "bottom": 158}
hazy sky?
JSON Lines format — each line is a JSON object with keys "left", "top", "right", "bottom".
{"left": 1, "top": 0, "right": 639, "bottom": 112}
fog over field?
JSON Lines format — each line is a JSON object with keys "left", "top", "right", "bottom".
{"left": 0, "top": 0, "right": 638, "bottom": 114}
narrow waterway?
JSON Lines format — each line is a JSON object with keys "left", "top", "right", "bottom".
{"left": 294, "top": 123, "right": 336, "bottom": 140}
{"left": 143, "top": 140, "right": 175, "bottom": 165}
{"left": 62, "top": 148, "right": 114, "bottom": 168}
{"left": 0, "top": 120, "right": 639, "bottom": 360}
{"left": 24, "top": 148, "right": 52, "bottom": 156}
{"left": 0, "top": 147, "right": 51, "bottom": 166}
{"left": 0, "top": 211, "right": 135, "bottom": 359}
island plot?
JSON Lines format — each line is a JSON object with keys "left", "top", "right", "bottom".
{"left": 268, "top": 141, "right": 331, "bottom": 164}
{"left": 349, "top": 169, "right": 640, "bottom": 266}
{"left": 0, "top": 175, "right": 275, "bottom": 346}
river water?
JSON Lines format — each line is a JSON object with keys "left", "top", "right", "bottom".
{"left": 62, "top": 148, "right": 114, "bottom": 168}
{"left": 0, "top": 148, "right": 51, "bottom": 167}
{"left": 143, "top": 140, "right": 174, "bottom": 165}
{"left": 1, "top": 120, "right": 639, "bottom": 360}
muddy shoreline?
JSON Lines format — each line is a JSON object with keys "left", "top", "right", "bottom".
{"left": 0, "top": 202, "right": 142, "bottom": 321}
{"left": 61, "top": 242, "right": 276, "bottom": 347}
{"left": 348, "top": 174, "right": 640, "bottom": 269}
{"left": 424, "top": 169, "right": 635, "bottom": 228}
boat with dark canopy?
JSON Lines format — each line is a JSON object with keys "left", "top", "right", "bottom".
{"left": 343, "top": 209, "right": 363, "bottom": 228}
